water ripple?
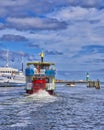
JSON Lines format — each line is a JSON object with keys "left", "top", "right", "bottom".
{"left": 0, "top": 85, "right": 104, "bottom": 130}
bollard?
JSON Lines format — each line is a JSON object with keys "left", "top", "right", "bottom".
{"left": 87, "top": 80, "right": 100, "bottom": 89}
{"left": 95, "top": 80, "right": 100, "bottom": 89}
{"left": 87, "top": 81, "right": 95, "bottom": 87}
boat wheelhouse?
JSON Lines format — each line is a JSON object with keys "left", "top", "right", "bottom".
{"left": 25, "top": 52, "right": 56, "bottom": 95}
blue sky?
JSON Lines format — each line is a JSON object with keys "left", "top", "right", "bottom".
{"left": 0, "top": 0, "right": 104, "bottom": 71}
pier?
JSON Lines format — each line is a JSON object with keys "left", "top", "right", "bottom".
{"left": 55, "top": 79, "right": 101, "bottom": 89}
{"left": 55, "top": 79, "right": 89, "bottom": 84}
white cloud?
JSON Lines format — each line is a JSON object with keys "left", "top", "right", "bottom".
{"left": 48, "top": 6, "right": 89, "bottom": 21}
{"left": 6, "top": 17, "right": 67, "bottom": 30}
{"left": 0, "top": 0, "right": 104, "bottom": 71}
{"left": 0, "top": 0, "right": 28, "bottom": 6}
{"left": 47, "top": 6, "right": 104, "bottom": 22}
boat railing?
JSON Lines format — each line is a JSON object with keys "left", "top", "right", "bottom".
{"left": 25, "top": 67, "right": 55, "bottom": 77}
{"left": 34, "top": 69, "right": 55, "bottom": 76}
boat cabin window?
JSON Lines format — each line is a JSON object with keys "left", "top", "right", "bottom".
{"left": 0, "top": 70, "right": 18, "bottom": 74}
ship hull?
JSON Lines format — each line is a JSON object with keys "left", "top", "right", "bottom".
{"left": 26, "top": 78, "right": 55, "bottom": 95}
{"left": 26, "top": 89, "right": 55, "bottom": 95}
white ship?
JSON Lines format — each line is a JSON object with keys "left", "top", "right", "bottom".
{"left": 0, "top": 50, "right": 25, "bottom": 87}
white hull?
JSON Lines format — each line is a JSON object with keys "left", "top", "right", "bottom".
{"left": 0, "top": 50, "right": 25, "bottom": 87}
{"left": 0, "top": 67, "right": 26, "bottom": 87}
{"left": 0, "top": 82, "right": 26, "bottom": 87}
{"left": 0, "top": 77, "right": 26, "bottom": 87}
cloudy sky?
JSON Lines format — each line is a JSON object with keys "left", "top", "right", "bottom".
{"left": 0, "top": 0, "right": 104, "bottom": 71}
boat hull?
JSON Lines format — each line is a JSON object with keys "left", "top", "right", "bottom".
{"left": 0, "top": 82, "right": 26, "bottom": 87}
{"left": 26, "top": 89, "right": 55, "bottom": 95}
{"left": 26, "top": 78, "right": 55, "bottom": 95}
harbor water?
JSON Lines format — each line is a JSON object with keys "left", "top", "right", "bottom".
{"left": 0, "top": 71, "right": 104, "bottom": 130}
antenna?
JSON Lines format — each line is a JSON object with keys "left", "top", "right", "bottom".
{"left": 19, "top": 51, "right": 24, "bottom": 72}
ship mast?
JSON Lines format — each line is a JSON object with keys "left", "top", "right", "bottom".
{"left": 21, "top": 56, "right": 24, "bottom": 72}
{"left": 6, "top": 50, "right": 9, "bottom": 67}
{"left": 40, "top": 51, "right": 44, "bottom": 62}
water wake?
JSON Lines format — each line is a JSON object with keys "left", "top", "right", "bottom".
{"left": 24, "top": 90, "right": 57, "bottom": 103}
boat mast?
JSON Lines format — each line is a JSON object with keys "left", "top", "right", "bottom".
{"left": 21, "top": 56, "right": 24, "bottom": 72}
{"left": 6, "top": 50, "right": 9, "bottom": 67}
{"left": 40, "top": 51, "right": 44, "bottom": 62}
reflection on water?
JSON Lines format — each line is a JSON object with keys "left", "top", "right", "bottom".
{"left": 0, "top": 84, "right": 104, "bottom": 130}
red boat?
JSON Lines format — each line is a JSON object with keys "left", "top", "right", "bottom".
{"left": 25, "top": 52, "right": 56, "bottom": 95}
